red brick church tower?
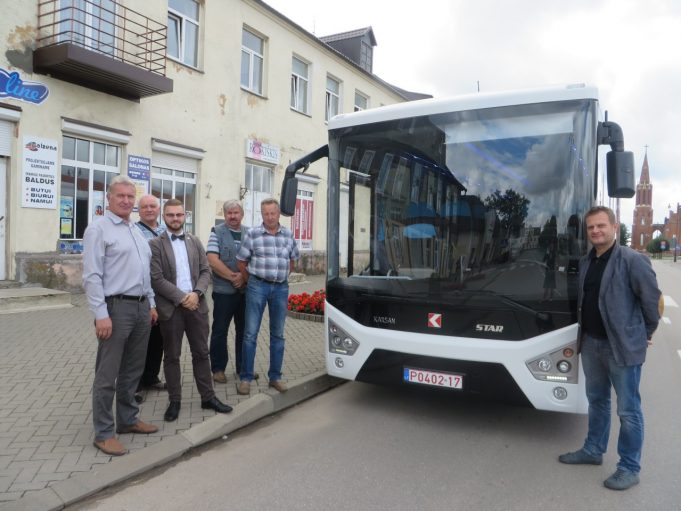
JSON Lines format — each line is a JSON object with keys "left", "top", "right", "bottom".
{"left": 631, "top": 151, "right": 654, "bottom": 250}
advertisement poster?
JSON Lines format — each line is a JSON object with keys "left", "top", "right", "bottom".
{"left": 22, "top": 136, "right": 58, "bottom": 209}
{"left": 59, "top": 196, "right": 74, "bottom": 218}
{"left": 292, "top": 196, "right": 314, "bottom": 250}
{"left": 127, "top": 155, "right": 151, "bottom": 210}
{"left": 92, "top": 190, "right": 105, "bottom": 220}
{"left": 60, "top": 218, "right": 73, "bottom": 237}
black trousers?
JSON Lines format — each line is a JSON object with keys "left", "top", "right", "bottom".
{"left": 140, "top": 323, "right": 164, "bottom": 386}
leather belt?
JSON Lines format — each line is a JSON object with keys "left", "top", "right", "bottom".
{"left": 251, "top": 275, "right": 282, "bottom": 285}
{"left": 106, "top": 294, "right": 147, "bottom": 302}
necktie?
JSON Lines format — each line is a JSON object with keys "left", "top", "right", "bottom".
{"left": 171, "top": 233, "right": 185, "bottom": 241}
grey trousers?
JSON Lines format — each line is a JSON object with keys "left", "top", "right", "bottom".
{"left": 159, "top": 306, "right": 214, "bottom": 403}
{"left": 92, "top": 298, "right": 150, "bottom": 441}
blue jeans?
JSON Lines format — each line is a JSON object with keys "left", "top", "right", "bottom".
{"left": 241, "top": 277, "right": 288, "bottom": 382}
{"left": 209, "top": 292, "right": 245, "bottom": 374}
{"left": 581, "top": 334, "right": 644, "bottom": 473}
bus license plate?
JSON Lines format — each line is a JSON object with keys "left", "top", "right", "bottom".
{"left": 403, "top": 367, "right": 463, "bottom": 390}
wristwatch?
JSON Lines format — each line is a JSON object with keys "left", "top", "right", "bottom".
{"left": 193, "top": 289, "right": 204, "bottom": 299}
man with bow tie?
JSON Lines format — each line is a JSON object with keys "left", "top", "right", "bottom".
{"left": 150, "top": 199, "right": 232, "bottom": 421}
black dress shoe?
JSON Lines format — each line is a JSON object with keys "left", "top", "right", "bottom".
{"left": 164, "top": 401, "right": 181, "bottom": 422}
{"left": 201, "top": 396, "right": 233, "bottom": 414}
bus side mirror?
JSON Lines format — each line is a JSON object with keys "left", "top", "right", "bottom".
{"left": 280, "top": 176, "right": 298, "bottom": 216}
{"left": 606, "top": 150, "right": 635, "bottom": 198}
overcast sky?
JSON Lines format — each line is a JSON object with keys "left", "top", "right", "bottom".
{"left": 265, "top": 0, "right": 681, "bottom": 231}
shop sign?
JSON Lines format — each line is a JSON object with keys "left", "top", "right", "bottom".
{"left": 22, "top": 136, "right": 58, "bottom": 209}
{"left": 246, "top": 138, "right": 280, "bottom": 165}
{"left": 0, "top": 68, "right": 49, "bottom": 105}
{"left": 127, "top": 155, "right": 151, "bottom": 210}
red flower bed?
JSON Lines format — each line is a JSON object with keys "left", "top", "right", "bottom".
{"left": 288, "top": 289, "right": 325, "bottom": 315}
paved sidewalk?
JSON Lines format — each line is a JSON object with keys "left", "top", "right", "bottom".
{"left": 0, "top": 276, "right": 329, "bottom": 508}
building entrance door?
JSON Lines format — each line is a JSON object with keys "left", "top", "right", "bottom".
{"left": 0, "top": 157, "right": 6, "bottom": 280}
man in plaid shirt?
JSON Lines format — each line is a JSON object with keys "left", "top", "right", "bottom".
{"left": 236, "top": 198, "right": 299, "bottom": 395}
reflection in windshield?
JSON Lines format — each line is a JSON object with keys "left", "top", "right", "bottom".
{"left": 329, "top": 99, "right": 596, "bottom": 334}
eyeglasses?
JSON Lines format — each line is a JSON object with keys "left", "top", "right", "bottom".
{"left": 165, "top": 213, "right": 185, "bottom": 218}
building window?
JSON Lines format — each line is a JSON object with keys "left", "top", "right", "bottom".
{"left": 168, "top": 0, "right": 199, "bottom": 68}
{"left": 151, "top": 167, "right": 196, "bottom": 233}
{"left": 290, "top": 56, "right": 309, "bottom": 114}
{"left": 59, "top": 136, "right": 120, "bottom": 239}
{"left": 360, "top": 41, "right": 373, "bottom": 73}
{"left": 354, "top": 91, "right": 368, "bottom": 112}
{"left": 244, "top": 162, "right": 273, "bottom": 227}
{"left": 325, "top": 76, "right": 340, "bottom": 122}
{"left": 58, "top": 0, "right": 116, "bottom": 56}
{"left": 241, "top": 28, "right": 264, "bottom": 94}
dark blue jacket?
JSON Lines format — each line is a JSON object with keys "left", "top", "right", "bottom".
{"left": 578, "top": 243, "right": 661, "bottom": 366}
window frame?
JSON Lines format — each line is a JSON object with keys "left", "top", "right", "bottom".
{"left": 151, "top": 166, "right": 197, "bottom": 234}
{"left": 241, "top": 27, "right": 265, "bottom": 95}
{"left": 325, "top": 75, "right": 341, "bottom": 122}
{"left": 59, "top": 135, "right": 121, "bottom": 240}
{"left": 167, "top": 0, "right": 200, "bottom": 69}
{"left": 354, "top": 90, "right": 369, "bottom": 112}
{"left": 290, "top": 56, "right": 310, "bottom": 115}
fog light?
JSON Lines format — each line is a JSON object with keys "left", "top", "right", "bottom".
{"left": 557, "top": 360, "right": 571, "bottom": 373}
{"left": 334, "top": 357, "right": 344, "bottom": 368}
{"left": 538, "top": 358, "right": 552, "bottom": 372}
{"left": 553, "top": 386, "right": 568, "bottom": 400}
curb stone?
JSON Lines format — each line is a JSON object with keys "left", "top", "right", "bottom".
{"left": 0, "top": 372, "right": 343, "bottom": 511}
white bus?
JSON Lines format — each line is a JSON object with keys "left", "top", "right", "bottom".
{"left": 281, "top": 84, "right": 635, "bottom": 413}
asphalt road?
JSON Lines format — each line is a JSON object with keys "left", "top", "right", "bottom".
{"left": 71, "top": 260, "right": 681, "bottom": 511}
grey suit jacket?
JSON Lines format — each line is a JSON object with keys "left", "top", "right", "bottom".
{"left": 150, "top": 231, "right": 211, "bottom": 322}
{"left": 577, "top": 242, "right": 661, "bottom": 366}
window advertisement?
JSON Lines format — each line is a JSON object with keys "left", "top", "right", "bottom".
{"left": 292, "top": 190, "right": 314, "bottom": 250}
{"left": 128, "top": 155, "right": 151, "bottom": 210}
{"left": 22, "top": 136, "right": 58, "bottom": 208}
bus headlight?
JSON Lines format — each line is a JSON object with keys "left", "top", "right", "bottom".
{"left": 557, "top": 360, "right": 571, "bottom": 373}
{"left": 526, "top": 342, "right": 579, "bottom": 384}
{"left": 328, "top": 320, "right": 359, "bottom": 355}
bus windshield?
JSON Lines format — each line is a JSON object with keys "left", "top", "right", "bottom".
{"left": 327, "top": 99, "right": 597, "bottom": 340}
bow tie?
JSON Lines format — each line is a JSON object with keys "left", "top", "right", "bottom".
{"left": 171, "top": 233, "right": 185, "bottom": 241}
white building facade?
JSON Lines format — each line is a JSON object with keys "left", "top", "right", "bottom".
{"left": 0, "top": 0, "right": 424, "bottom": 289}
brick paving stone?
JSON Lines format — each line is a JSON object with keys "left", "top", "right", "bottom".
{"left": 0, "top": 276, "right": 326, "bottom": 503}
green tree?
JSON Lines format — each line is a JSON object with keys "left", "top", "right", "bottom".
{"left": 619, "top": 224, "right": 630, "bottom": 246}
{"left": 646, "top": 237, "right": 669, "bottom": 258}
{"left": 484, "top": 189, "right": 530, "bottom": 237}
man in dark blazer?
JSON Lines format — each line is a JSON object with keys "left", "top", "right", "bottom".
{"left": 559, "top": 206, "right": 660, "bottom": 491}
{"left": 150, "top": 199, "right": 232, "bottom": 421}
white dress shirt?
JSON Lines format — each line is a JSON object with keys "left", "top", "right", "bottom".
{"left": 170, "top": 233, "right": 193, "bottom": 293}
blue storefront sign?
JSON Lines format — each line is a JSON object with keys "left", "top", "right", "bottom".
{"left": 0, "top": 68, "right": 50, "bottom": 105}
{"left": 128, "top": 155, "right": 151, "bottom": 211}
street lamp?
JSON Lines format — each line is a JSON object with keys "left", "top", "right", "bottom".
{"left": 670, "top": 203, "right": 680, "bottom": 263}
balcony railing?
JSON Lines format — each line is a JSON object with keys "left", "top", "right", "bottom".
{"left": 34, "top": 0, "right": 173, "bottom": 99}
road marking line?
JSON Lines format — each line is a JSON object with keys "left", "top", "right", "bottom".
{"left": 662, "top": 317, "right": 671, "bottom": 324}
{"left": 664, "top": 295, "right": 678, "bottom": 308}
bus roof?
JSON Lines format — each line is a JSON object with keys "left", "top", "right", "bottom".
{"left": 328, "top": 83, "right": 599, "bottom": 130}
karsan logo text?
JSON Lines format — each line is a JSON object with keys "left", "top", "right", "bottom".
{"left": 476, "top": 324, "right": 504, "bottom": 333}
{"left": 25, "top": 141, "right": 57, "bottom": 152}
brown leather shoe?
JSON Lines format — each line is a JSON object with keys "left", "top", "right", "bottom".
{"left": 213, "top": 371, "right": 227, "bottom": 384}
{"left": 268, "top": 380, "right": 288, "bottom": 393}
{"left": 237, "top": 380, "right": 250, "bottom": 395}
{"left": 93, "top": 437, "right": 127, "bottom": 456}
{"left": 116, "top": 420, "right": 159, "bottom": 435}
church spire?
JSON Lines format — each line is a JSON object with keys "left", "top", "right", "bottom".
{"left": 639, "top": 147, "right": 650, "bottom": 184}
